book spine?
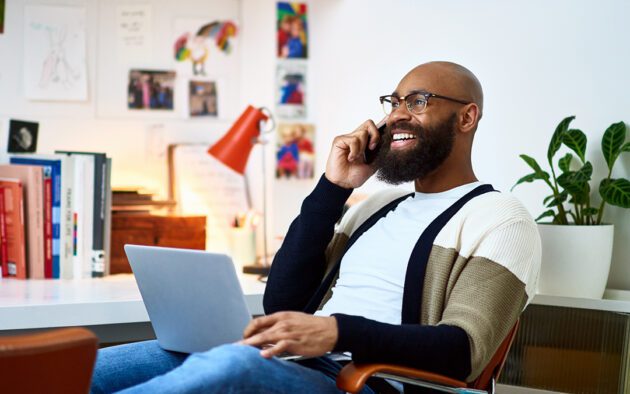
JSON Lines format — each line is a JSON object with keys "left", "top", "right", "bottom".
{"left": 59, "top": 156, "right": 74, "bottom": 279}
{"left": 50, "top": 163, "right": 62, "bottom": 279}
{"left": 103, "top": 158, "right": 112, "bottom": 276}
{"left": 26, "top": 168, "right": 45, "bottom": 279}
{"left": 0, "top": 187, "right": 7, "bottom": 277}
{"left": 91, "top": 156, "right": 106, "bottom": 278}
{"left": 44, "top": 176, "right": 53, "bottom": 278}
{"left": 17, "top": 184, "right": 27, "bottom": 279}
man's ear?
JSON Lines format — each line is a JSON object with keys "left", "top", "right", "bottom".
{"left": 459, "top": 104, "right": 480, "bottom": 134}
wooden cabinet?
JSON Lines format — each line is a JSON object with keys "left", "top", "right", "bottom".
{"left": 110, "top": 214, "right": 206, "bottom": 274}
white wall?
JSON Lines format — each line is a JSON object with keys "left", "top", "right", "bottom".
{"left": 0, "top": 0, "right": 242, "bottom": 196}
{"left": 241, "top": 0, "right": 630, "bottom": 288}
{"left": 2, "top": 0, "right": 630, "bottom": 288}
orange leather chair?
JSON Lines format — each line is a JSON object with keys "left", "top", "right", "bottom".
{"left": 0, "top": 327, "right": 98, "bottom": 394}
{"left": 336, "top": 321, "right": 519, "bottom": 394}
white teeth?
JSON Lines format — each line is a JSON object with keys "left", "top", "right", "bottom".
{"left": 392, "top": 133, "right": 416, "bottom": 141}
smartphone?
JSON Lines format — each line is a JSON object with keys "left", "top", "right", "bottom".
{"left": 364, "top": 121, "right": 387, "bottom": 165}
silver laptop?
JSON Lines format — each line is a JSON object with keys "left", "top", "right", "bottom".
{"left": 125, "top": 244, "right": 252, "bottom": 354}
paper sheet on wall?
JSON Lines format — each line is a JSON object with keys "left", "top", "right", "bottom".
{"left": 172, "top": 144, "right": 249, "bottom": 253}
{"left": 23, "top": 5, "right": 88, "bottom": 101}
{"left": 116, "top": 4, "right": 152, "bottom": 61}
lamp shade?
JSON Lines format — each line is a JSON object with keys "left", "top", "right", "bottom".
{"left": 208, "top": 105, "right": 269, "bottom": 174}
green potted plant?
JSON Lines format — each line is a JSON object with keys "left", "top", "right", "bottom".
{"left": 513, "top": 116, "right": 630, "bottom": 298}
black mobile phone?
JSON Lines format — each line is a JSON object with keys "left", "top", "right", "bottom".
{"left": 364, "top": 122, "right": 386, "bottom": 165}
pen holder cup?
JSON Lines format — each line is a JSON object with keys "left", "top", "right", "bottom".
{"left": 229, "top": 227, "right": 257, "bottom": 272}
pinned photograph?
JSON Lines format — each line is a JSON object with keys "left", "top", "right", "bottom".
{"left": 8, "top": 120, "right": 39, "bottom": 153}
{"left": 276, "top": 123, "right": 315, "bottom": 179}
{"left": 189, "top": 80, "right": 218, "bottom": 117}
{"left": 276, "top": 62, "right": 306, "bottom": 119}
{"left": 277, "top": 2, "right": 307, "bottom": 59}
{"left": 128, "top": 69, "right": 175, "bottom": 110}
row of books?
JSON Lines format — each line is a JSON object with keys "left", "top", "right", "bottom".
{"left": 0, "top": 152, "right": 112, "bottom": 279}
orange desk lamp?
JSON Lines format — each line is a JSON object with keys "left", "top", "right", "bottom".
{"left": 208, "top": 105, "right": 274, "bottom": 275}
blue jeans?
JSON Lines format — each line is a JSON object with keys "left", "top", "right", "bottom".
{"left": 91, "top": 340, "right": 376, "bottom": 393}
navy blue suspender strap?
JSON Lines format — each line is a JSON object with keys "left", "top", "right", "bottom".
{"left": 401, "top": 184, "right": 496, "bottom": 324}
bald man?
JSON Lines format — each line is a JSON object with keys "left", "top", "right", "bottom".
{"left": 92, "top": 62, "right": 540, "bottom": 394}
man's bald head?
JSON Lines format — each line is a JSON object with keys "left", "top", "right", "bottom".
{"left": 401, "top": 61, "right": 484, "bottom": 119}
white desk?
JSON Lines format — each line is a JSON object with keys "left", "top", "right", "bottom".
{"left": 5, "top": 272, "right": 630, "bottom": 345}
{"left": 0, "top": 274, "right": 266, "bottom": 343}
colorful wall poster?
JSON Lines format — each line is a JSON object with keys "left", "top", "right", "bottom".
{"left": 277, "top": 2, "right": 308, "bottom": 59}
{"left": 128, "top": 69, "right": 175, "bottom": 110}
{"left": 276, "top": 123, "right": 315, "bottom": 179}
{"left": 174, "top": 20, "right": 238, "bottom": 76}
{"left": 189, "top": 80, "right": 218, "bottom": 117}
{"left": 276, "top": 62, "right": 306, "bottom": 119}
{"left": 23, "top": 5, "right": 88, "bottom": 101}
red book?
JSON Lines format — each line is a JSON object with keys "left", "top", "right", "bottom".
{"left": 43, "top": 176, "right": 53, "bottom": 278}
{"left": 0, "top": 179, "right": 26, "bottom": 279}
{"left": 0, "top": 187, "right": 8, "bottom": 275}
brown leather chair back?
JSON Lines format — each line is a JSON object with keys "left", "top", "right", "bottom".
{"left": 470, "top": 319, "right": 520, "bottom": 390}
{"left": 0, "top": 327, "right": 98, "bottom": 394}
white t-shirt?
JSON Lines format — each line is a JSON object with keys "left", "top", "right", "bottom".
{"left": 315, "top": 181, "right": 482, "bottom": 325}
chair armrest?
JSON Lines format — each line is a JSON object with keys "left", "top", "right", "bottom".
{"left": 0, "top": 327, "right": 98, "bottom": 394}
{"left": 336, "top": 362, "right": 467, "bottom": 393}
{"left": 0, "top": 327, "right": 97, "bottom": 356}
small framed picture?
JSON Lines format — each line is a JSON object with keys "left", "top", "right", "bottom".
{"left": 276, "top": 62, "right": 306, "bottom": 119}
{"left": 276, "top": 123, "right": 315, "bottom": 179}
{"left": 189, "top": 80, "right": 218, "bottom": 117}
{"left": 8, "top": 119, "right": 39, "bottom": 153}
{"left": 277, "top": 2, "right": 307, "bottom": 59}
{"left": 128, "top": 69, "right": 176, "bottom": 110}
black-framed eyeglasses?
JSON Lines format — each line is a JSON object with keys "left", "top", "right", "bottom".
{"left": 379, "top": 91, "right": 471, "bottom": 115}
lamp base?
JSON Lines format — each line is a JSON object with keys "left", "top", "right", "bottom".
{"left": 242, "top": 264, "right": 271, "bottom": 276}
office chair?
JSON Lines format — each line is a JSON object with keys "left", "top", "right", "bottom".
{"left": 0, "top": 327, "right": 98, "bottom": 394}
{"left": 336, "top": 320, "right": 519, "bottom": 394}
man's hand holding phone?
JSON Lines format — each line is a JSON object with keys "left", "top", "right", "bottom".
{"left": 325, "top": 119, "right": 386, "bottom": 189}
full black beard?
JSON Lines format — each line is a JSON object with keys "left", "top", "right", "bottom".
{"left": 374, "top": 114, "right": 457, "bottom": 185}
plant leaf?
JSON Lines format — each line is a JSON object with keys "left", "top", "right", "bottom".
{"left": 601, "top": 121, "right": 627, "bottom": 171}
{"left": 548, "top": 116, "right": 575, "bottom": 164}
{"left": 545, "top": 191, "right": 568, "bottom": 208}
{"left": 600, "top": 178, "right": 630, "bottom": 208}
{"left": 557, "top": 162, "right": 593, "bottom": 196}
{"left": 562, "top": 129, "right": 587, "bottom": 163}
{"left": 519, "top": 154, "right": 550, "bottom": 180}
{"left": 535, "top": 210, "right": 556, "bottom": 222}
{"left": 622, "top": 142, "right": 630, "bottom": 153}
{"left": 558, "top": 153, "right": 573, "bottom": 173}
{"left": 510, "top": 173, "right": 538, "bottom": 191}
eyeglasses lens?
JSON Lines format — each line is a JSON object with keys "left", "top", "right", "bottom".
{"left": 382, "top": 94, "right": 427, "bottom": 115}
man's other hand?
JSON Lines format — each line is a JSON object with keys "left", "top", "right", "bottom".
{"left": 241, "top": 311, "right": 338, "bottom": 358}
{"left": 325, "top": 120, "right": 382, "bottom": 189}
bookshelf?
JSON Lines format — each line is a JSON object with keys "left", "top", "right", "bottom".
{"left": 110, "top": 214, "right": 206, "bottom": 274}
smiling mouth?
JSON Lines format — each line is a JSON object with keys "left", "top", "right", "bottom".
{"left": 392, "top": 133, "right": 417, "bottom": 142}
{"left": 390, "top": 132, "right": 417, "bottom": 149}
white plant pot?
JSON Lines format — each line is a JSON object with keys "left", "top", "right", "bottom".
{"left": 537, "top": 224, "right": 614, "bottom": 299}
